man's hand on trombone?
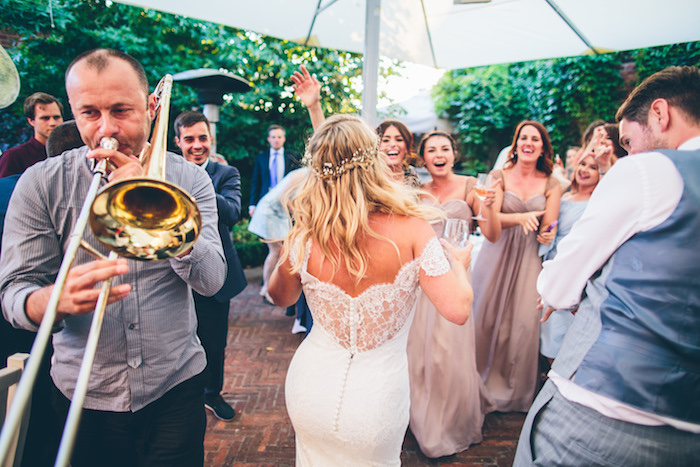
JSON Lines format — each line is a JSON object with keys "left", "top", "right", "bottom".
{"left": 26, "top": 259, "right": 132, "bottom": 325}
{"left": 87, "top": 144, "right": 145, "bottom": 182}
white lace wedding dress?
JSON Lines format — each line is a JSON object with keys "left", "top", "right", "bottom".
{"left": 285, "top": 236, "right": 450, "bottom": 466}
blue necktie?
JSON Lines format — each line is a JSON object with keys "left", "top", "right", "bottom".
{"left": 270, "top": 151, "right": 279, "bottom": 188}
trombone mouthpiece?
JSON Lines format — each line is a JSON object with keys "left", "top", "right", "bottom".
{"left": 100, "top": 137, "right": 119, "bottom": 151}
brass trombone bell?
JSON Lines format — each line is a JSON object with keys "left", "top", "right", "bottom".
{"left": 89, "top": 178, "right": 200, "bottom": 260}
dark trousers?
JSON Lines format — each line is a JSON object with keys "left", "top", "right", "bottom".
{"left": 296, "top": 293, "right": 313, "bottom": 335}
{"left": 51, "top": 372, "right": 206, "bottom": 467}
{"left": 193, "top": 292, "right": 230, "bottom": 395}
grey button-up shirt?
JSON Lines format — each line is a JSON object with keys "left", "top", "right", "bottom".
{"left": 0, "top": 147, "right": 226, "bottom": 412}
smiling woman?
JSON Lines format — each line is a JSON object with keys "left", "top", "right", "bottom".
{"left": 376, "top": 120, "right": 420, "bottom": 187}
{"left": 471, "top": 121, "right": 561, "bottom": 413}
{"left": 538, "top": 152, "right": 601, "bottom": 364}
{"left": 406, "top": 130, "right": 501, "bottom": 458}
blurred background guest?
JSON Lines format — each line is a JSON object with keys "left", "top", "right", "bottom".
{"left": 0, "top": 92, "right": 63, "bottom": 177}
{"left": 249, "top": 124, "right": 299, "bottom": 316}
{"left": 249, "top": 167, "right": 311, "bottom": 333}
{"left": 538, "top": 152, "right": 602, "bottom": 366}
{"left": 45, "top": 120, "right": 82, "bottom": 158}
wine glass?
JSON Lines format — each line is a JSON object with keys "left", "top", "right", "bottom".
{"left": 473, "top": 173, "right": 493, "bottom": 221}
{"left": 442, "top": 218, "right": 470, "bottom": 248}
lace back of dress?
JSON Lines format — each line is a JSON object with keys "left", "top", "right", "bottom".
{"left": 299, "top": 237, "right": 449, "bottom": 354}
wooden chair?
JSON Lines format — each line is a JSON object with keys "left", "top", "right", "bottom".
{"left": 0, "top": 353, "right": 30, "bottom": 467}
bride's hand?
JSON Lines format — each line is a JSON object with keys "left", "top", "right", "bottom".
{"left": 440, "top": 239, "right": 473, "bottom": 270}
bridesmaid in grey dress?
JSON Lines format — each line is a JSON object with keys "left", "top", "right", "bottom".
{"left": 406, "top": 131, "right": 500, "bottom": 458}
{"left": 539, "top": 153, "right": 601, "bottom": 362}
{"left": 472, "top": 121, "right": 561, "bottom": 413}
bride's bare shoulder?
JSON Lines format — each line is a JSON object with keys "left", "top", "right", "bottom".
{"left": 390, "top": 216, "right": 436, "bottom": 248}
{"left": 372, "top": 213, "right": 432, "bottom": 231}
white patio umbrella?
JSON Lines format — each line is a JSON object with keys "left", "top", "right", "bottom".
{"left": 116, "top": 0, "right": 700, "bottom": 124}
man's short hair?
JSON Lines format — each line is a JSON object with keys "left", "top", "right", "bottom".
{"left": 46, "top": 120, "right": 83, "bottom": 157}
{"left": 616, "top": 66, "right": 700, "bottom": 126}
{"left": 268, "top": 124, "right": 285, "bottom": 135}
{"left": 174, "top": 111, "right": 210, "bottom": 138}
{"left": 23, "top": 92, "right": 63, "bottom": 120}
{"left": 65, "top": 49, "right": 150, "bottom": 98}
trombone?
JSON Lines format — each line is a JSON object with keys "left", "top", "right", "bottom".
{"left": 0, "top": 74, "right": 201, "bottom": 467}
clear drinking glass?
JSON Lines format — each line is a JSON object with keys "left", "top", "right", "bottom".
{"left": 442, "top": 218, "right": 470, "bottom": 248}
{"left": 473, "top": 173, "right": 493, "bottom": 221}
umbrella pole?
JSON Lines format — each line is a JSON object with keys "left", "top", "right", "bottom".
{"left": 362, "top": 0, "right": 380, "bottom": 126}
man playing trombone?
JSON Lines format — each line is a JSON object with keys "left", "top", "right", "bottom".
{"left": 0, "top": 49, "right": 226, "bottom": 466}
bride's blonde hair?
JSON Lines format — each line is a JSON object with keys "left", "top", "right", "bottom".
{"left": 282, "top": 114, "right": 439, "bottom": 281}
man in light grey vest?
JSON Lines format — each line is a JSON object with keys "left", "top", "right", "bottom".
{"left": 514, "top": 66, "right": 700, "bottom": 465}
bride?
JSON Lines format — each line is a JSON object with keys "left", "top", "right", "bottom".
{"left": 268, "top": 114, "right": 473, "bottom": 466}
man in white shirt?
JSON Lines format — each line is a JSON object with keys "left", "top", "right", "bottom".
{"left": 514, "top": 65, "right": 700, "bottom": 465}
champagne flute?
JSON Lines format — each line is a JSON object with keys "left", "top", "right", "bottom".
{"left": 473, "top": 173, "right": 492, "bottom": 221}
{"left": 442, "top": 218, "right": 470, "bottom": 248}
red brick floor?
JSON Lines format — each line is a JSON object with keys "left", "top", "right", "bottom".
{"left": 206, "top": 268, "right": 525, "bottom": 466}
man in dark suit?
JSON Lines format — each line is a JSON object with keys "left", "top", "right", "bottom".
{"left": 175, "top": 111, "right": 247, "bottom": 421}
{"left": 248, "top": 125, "right": 299, "bottom": 315}
{"left": 248, "top": 124, "right": 298, "bottom": 217}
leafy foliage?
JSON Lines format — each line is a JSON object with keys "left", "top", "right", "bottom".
{"left": 231, "top": 218, "right": 262, "bottom": 244}
{"left": 433, "top": 42, "right": 700, "bottom": 171}
{"left": 232, "top": 219, "right": 267, "bottom": 268}
{"left": 432, "top": 65, "right": 516, "bottom": 173}
{"left": 634, "top": 41, "right": 700, "bottom": 81}
{"left": 0, "top": 0, "right": 399, "bottom": 201}
{"left": 236, "top": 241, "right": 268, "bottom": 269}
{"left": 3, "top": 2, "right": 699, "bottom": 182}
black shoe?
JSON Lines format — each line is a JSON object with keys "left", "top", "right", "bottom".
{"left": 204, "top": 394, "right": 235, "bottom": 421}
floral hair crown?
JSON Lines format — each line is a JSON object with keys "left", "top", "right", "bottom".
{"left": 302, "top": 142, "right": 378, "bottom": 180}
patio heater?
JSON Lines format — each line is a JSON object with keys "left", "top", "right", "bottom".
{"left": 172, "top": 68, "right": 252, "bottom": 154}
